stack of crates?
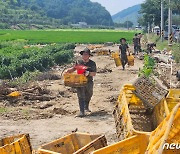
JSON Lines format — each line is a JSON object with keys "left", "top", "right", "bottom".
{"left": 113, "top": 83, "right": 180, "bottom": 141}
{"left": 113, "top": 84, "right": 153, "bottom": 140}
{"left": 93, "top": 103, "right": 180, "bottom": 154}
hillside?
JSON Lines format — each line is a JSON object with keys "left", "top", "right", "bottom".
{"left": 112, "top": 4, "right": 141, "bottom": 26}
{"left": 0, "top": 0, "right": 113, "bottom": 29}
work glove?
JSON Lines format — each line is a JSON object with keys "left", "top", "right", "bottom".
{"left": 84, "top": 71, "right": 90, "bottom": 77}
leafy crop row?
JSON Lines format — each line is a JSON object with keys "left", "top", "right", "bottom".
{"left": 0, "top": 42, "right": 75, "bottom": 79}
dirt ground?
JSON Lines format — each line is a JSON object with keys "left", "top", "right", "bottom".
{"left": 0, "top": 45, "right": 143, "bottom": 150}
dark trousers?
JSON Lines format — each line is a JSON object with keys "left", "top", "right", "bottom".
{"left": 77, "top": 81, "right": 93, "bottom": 113}
{"left": 121, "top": 54, "right": 128, "bottom": 69}
{"left": 134, "top": 45, "right": 140, "bottom": 54}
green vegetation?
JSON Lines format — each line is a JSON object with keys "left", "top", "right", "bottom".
{"left": 9, "top": 70, "right": 41, "bottom": 87}
{"left": 0, "top": 30, "right": 135, "bottom": 44}
{"left": 0, "top": 0, "right": 113, "bottom": 29}
{"left": 0, "top": 29, "right": 136, "bottom": 80}
{"left": 114, "top": 21, "right": 134, "bottom": 28}
{"left": 139, "top": 54, "right": 155, "bottom": 77}
{"left": 0, "top": 107, "right": 8, "bottom": 113}
{"left": 148, "top": 34, "right": 180, "bottom": 63}
{"left": 139, "top": 0, "right": 180, "bottom": 28}
{"left": 0, "top": 41, "right": 75, "bottom": 79}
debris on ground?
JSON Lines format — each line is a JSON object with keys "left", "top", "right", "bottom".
{"left": 97, "top": 67, "right": 112, "bottom": 73}
{"left": 0, "top": 83, "right": 55, "bottom": 102}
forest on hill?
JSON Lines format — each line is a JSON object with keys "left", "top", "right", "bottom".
{"left": 0, "top": 0, "right": 113, "bottom": 29}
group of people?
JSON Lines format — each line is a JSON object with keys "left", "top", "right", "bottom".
{"left": 66, "top": 36, "right": 139, "bottom": 117}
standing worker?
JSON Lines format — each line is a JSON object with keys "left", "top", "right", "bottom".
{"left": 66, "top": 48, "right": 97, "bottom": 117}
{"left": 133, "top": 34, "right": 140, "bottom": 55}
{"left": 138, "top": 33, "right": 142, "bottom": 52}
{"left": 119, "top": 38, "right": 130, "bottom": 70}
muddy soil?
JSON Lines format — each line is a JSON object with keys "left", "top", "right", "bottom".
{"left": 129, "top": 105, "right": 155, "bottom": 132}
{"left": 0, "top": 45, "right": 144, "bottom": 150}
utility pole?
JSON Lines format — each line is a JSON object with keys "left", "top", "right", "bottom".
{"left": 161, "top": 0, "right": 164, "bottom": 42}
{"left": 168, "top": 0, "right": 172, "bottom": 45}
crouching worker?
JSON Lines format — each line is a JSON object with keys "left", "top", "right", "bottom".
{"left": 147, "top": 43, "right": 156, "bottom": 54}
{"left": 66, "top": 48, "right": 97, "bottom": 117}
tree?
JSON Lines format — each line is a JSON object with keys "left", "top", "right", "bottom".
{"left": 139, "top": 0, "right": 179, "bottom": 29}
{"left": 171, "top": 0, "right": 180, "bottom": 14}
{"left": 17, "top": 0, "right": 21, "bottom": 6}
{"left": 124, "top": 21, "right": 133, "bottom": 28}
{"left": 0, "top": 0, "right": 114, "bottom": 28}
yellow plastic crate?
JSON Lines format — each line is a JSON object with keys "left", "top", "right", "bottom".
{"left": 153, "top": 89, "right": 180, "bottom": 126}
{"left": 166, "top": 89, "right": 180, "bottom": 112}
{"left": 88, "top": 45, "right": 103, "bottom": 50}
{"left": 113, "top": 84, "right": 153, "bottom": 140}
{"left": 127, "top": 55, "right": 134, "bottom": 66}
{"left": 92, "top": 134, "right": 149, "bottom": 154}
{"left": 0, "top": 134, "right": 32, "bottom": 154}
{"left": 111, "top": 52, "right": 119, "bottom": 59}
{"left": 38, "top": 132, "right": 107, "bottom": 154}
{"left": 153, "top": 98, "right": 179, "bottom": 127}
{"left": 64, "top": 73, "right": 88, "bottom": 87}
{"left": 114, "top": 85, "right": 179, "bottom": 141}
{"left": 114, "top": 57, "right": 122, "bottom": 67}
{"left": 97, "top": 50, "right": 109, "bottom": 56}
{"left": 112, "top": 52, "right": 121, "bottom": 67}
{"left": 166, "top": 89, "right": 180, "bottom": 99}
{"left": 147, "top": 103, "right": 180, "bottom": 154}
{"left": 94, "top": 104, "right": 180, "bottom": 154}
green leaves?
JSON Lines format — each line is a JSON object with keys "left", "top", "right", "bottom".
{"left": 0, "top": 0, "right": 113, "bottom": 28}
{"left": 139, "top": 0, "right": 168, "bottom": 28}
{"left": 139, "top": 54, "right": 155, "bottom": 77}
{"left": 0, "top": 42, "right": 75, "bottom": 79}
{"left": 53, "top": 50, "right": 74, "bottom": 65}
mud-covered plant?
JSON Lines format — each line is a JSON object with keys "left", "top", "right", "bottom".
{"left": 139, "top": 54, "right": 155, "bottom": 77}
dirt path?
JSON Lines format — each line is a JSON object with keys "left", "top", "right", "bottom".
{"left": 0, "top": 45, "right": 143, "bottom": 150}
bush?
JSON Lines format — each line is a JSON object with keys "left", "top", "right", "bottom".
{"left": 139, "top": 54, "right": 155, "bottom": 77}
{"left": 54, "top": 50, "right": 74, "bottom": 65}
{"left": 173, "top": 49, "right": 180, "bottom": 63}
{"left": 0, "top": 42, "right": 74, "bottom": 79}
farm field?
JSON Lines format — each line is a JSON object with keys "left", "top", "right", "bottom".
{"left": 0, "top": 42, "right": 75, "bottom": 79}
{"left": 0, "top": 33, "right": 179, "bottom": 152}
{"left": 0, "top": 29, "right": 136, "bottom": 44}
{"left": 0, "top": 29, "right": 136, "bottom": 80}
{"left": 0, "top": 44, "right": 144, "bottom": 149}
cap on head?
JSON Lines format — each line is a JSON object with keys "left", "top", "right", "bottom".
{"left": 120, "top": 38, "right": 126, "bottom": 42}
{"left": 80, "top": 47, "right": 92, "bottom": 56}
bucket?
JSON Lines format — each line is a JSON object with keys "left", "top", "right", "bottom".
{"left": 74, "top": 65, "right": 87, "bottom": 74}
{"left": 77, "top": 69, "right": 86, "bottom": 74}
